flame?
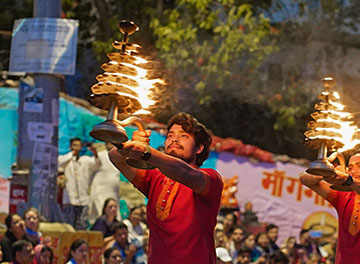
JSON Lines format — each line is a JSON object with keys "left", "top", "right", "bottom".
{"left": 309, "top": 91, "right": 360, "bottom": 152}
{"left": 113, "top": 58, "right": 165, "bottom": 112}
{"left": 94, "top": 39, "right": 166, "bottom": 115}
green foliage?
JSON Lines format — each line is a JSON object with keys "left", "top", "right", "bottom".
{"left": 149, "top": 1, "right": 277, "bottom": 108}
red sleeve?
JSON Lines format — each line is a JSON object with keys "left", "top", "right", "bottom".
{"left": 132, "top": 169, "right": 152, "bottom": 197}
{"left": 326, "top": 189, "right": 340, "bottom": 207}
{"left": 199, "top": 168, "right": 224, "bottom": 203}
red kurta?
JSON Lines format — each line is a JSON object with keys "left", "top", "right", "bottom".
{"left": 326, "top": 190, "right": 360, "bottom": 264}
{"left": 132, "top": 168, "right": 223, "bottom": 264}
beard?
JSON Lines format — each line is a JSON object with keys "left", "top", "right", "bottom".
{"left": 166, "top": 144, "right": 196, "bottom": 164}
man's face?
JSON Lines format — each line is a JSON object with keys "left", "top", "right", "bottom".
{"left": 165, "top": 124, "right": 199, "bottom": 165}
{"left": 17, "top": 244, "right": 34, "bottom": 264}
{"left": 267, "top": 227, "right": 278, "bottom": 243}
{"left": 348, "top": 154, "right": 360, "bottom": 179}
{"left": 232, "top": 228, "right": 245, "bottom": 243}
{"left": 70, "top": 140, "right": 82, "bottom": 155}
{"left": 114, "top": 228, "right": 128, "bottom": 246}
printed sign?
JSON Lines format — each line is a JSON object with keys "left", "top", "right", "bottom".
{"left": 0, "top": 177, "right": 10, "bottom": 213}
{"left": 9, "top": 18, "right": 78, "bottom": 75}
{"left": 27, "top": 122, "right": 54, "bottom": 143}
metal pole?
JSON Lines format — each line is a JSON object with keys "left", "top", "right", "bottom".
{"left": 16, "top": 0, "right": 62, "bottom": 221}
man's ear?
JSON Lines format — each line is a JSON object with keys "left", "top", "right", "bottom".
{"left": 196, "top": 144, "right": 204, "bottom": 155}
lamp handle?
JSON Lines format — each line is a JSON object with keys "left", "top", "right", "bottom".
{"left": 327, "top": 151, "right": 346, "bottom": 172}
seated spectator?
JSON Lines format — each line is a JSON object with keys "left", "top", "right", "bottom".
{"left": 11, "top": 240, "right": 34, "bottom": 264}
{"left": 33, "top": 244, "right": 53, "bottom": 264}
{"left": 23, "top": 208, "right": 42, "bottom": 245}
{"left": 106, "top": 222, "right": 144, "bottom": 264}
{"left": 236, "top": 246, "right": 252, "bottom": 264}
{"left": 91, "top": 198, "right": 119, "bottom": 239}
{"left": 65, "top": 239, "right": 88, "bottom": 264}
{"left": 242, "top": 233, "right": 256, "bottom": 252}
{"left": 0, "top": 214, "right": 35, "bottom": 262}
{"left": 266, "top": 224, "right": 279, "bottom": 254}
{"left": 122, "top": 206, "right": 145, "bottom": 243}
{"left": 228, "top": 225, "right": 245, "bottom": 262}
{"left": 269, "top": 250, "right": 289, "bottom": 264}
{"left": 215, "top": 247, "right": 232, "bottom": 264}
{"left": 222, "top": 212, "right": 238, "bottom": 237}
{"left": 251, "top": 232, "right": 270, "bottom": 263}
{"left": 214, "top": 229, "right": 229, "bottom": 249}
{"left": 280, "top": 236, "right": 296, "bottom": 263}
{"left": 307, "top": 253, "right": 321, "bottom": 264}
{"left": 103, "top": 248, "right": 122, "bottom": 264}
{"left": 294, "top": 229, "right": 321, "bottom": 263}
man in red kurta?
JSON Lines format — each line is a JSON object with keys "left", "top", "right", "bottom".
{"left": 300, "top": 153, "right": 360, "bottom": 264}
{"left": 109, "top": 112, "right": 223, "bottom": 264}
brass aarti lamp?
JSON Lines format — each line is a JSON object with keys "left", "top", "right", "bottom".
{"left": 304, "top": 77, "right": 354, "bottom": 191}
{"left": 88, "top": 21, "right": 164, "bottom": 169}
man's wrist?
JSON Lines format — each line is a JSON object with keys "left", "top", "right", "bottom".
{"left": 141, "top": 144, "right": 152, "bottom": 161}
{"left": 342, "top": 175, "right": 354, "bottom": 187}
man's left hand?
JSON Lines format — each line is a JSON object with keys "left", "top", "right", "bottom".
{"left": 116, "top": 141, "right": 148, "bottom": 160}
{"left": 323, "top": 168, "right": 348, "bottom": 185}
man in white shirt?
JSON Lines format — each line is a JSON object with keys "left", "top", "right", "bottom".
{"left": 58, "top": 137, "right": 101, "bottom": 229}
{"left": 89, "top": 143, "right": 121, "bottom": 224}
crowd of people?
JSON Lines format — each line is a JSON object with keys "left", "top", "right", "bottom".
{"left": 3, "top": 111, "right": 359, "bottom": 263}
{"left": 0, "top": 204, "right": 338, "bottom": 264}
{"left": 213, "top": 212, "right": 337, "bottom": 264}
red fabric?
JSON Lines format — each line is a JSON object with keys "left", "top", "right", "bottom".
{"left": 326, "top": 190, "right": 360, "bottom": 264}
{"left": 132, "top": 168, "right": 223, "bottom": 264}
{"left": 211, "top": 136, "right": 274, "bottom": 163}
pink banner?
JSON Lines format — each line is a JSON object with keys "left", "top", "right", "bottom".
{"left": 216, "top": 152, "right": 337, "bottom": 244}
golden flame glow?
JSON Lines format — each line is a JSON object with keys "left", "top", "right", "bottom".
{"left": 109, "top": 57, "right": 165, "bottom": 113}
{"left": 309, "top": 90, "right": 360, "bottom": 152}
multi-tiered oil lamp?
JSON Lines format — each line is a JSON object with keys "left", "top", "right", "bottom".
{"left": 88, "top": 21, "right": 164, "bottom": 169}
{"left": 304, "top": 77, "right": 358, "bottom": 191}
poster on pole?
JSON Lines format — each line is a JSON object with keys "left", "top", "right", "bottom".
{"left": 9, "top": 18, "right": 79, "bottom": 75}
{"left": 0, "top": 177, "right": 10, "bottom": 213}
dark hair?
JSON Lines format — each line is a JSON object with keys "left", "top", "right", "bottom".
{"left": 110, "top": 222, "right": 128, "bottom": 234}
{"left": 5, "top": 214, "right": 16, "bottom": 229}
{"left": 129, "top": 206, "right": 142, "bottom": 215}
{"left": 70, "top": 137, "right": 82, "bottom": 144}
{"left": 103, "top": 247, "right": 121, "bottom": 260}
{"left": 266, "top": 223, "right": 279, "bottom": 232}
{"left": 230, "top": 225, "right": 246, "bottom": 235}
{"left": 12, "top": 240, "right": 32, "bottom": 259}
{"left": 238, "top": 245, "right": 252, "bottom": 256}
{"left": 225, "top": 212, "right": 238, "bottom": 226}
{"left": 270, "top": 250, "right": 289, "bottom": 264}
{"left": 41, "top": 245, "right": 53, "bottom": 262}
{"left": 255, "top": 232, "right": 268, "bottom": 244}
{"left": 66, "top": 239, "right": 88, "bottom": 261}
{"left": 167, "top": 112, "right": 212, "bottom": 166}
{"left": 102, "top": 198, "right": 118, "bottom": 215}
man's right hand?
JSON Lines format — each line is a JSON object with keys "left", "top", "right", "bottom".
{"left": 132, "top": 130, "right": 151, "bottom": 144}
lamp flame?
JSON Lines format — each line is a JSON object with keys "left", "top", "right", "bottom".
{"left": 307, "top": 90, "right": 360, "bottom": 153}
